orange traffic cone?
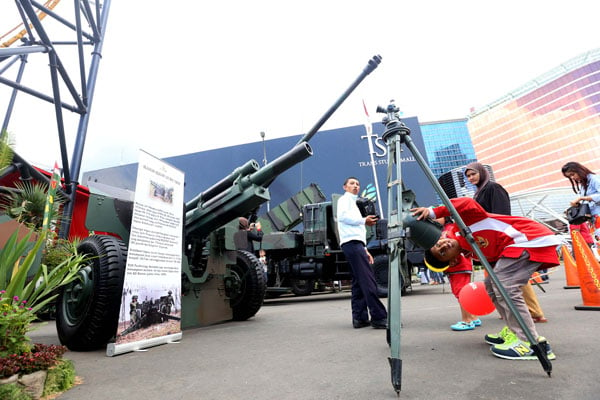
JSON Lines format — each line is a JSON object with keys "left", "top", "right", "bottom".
{"left": 562, "top": 244, "right": 580, "bottom": 289}
{"left": 571, "top": 230, "right": 600, "bottom": 310}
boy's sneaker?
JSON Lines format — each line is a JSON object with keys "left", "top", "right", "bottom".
{"left": 490, "top": 336, "right": 556, "bottom": 360}
{"left": 484, "top": 326, "right": 514, "bottom": 345}
{"left": 451, "top": 321, "right": 475, "bottom": 331}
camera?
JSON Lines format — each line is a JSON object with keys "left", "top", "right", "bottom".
{"left": 356, "top": 197, "right": 379, "bottom": 219}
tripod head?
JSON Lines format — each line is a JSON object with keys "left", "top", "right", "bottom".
{"left": 376, "top": 100, "right": 411, "bottom": 142}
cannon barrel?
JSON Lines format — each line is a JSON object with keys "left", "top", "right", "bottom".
{"left": 244, "top": 142, "right": 312, "bottom": 188}
{"left": 185, "top": 160, "right": 260, "bottom": 213}
{"left": 185, "top": 55, "right": 382, "bottom": 238}
{"left": 296, "top": 54, "right": 382, "bottom": 145}
{"left": 185, "top": 142, "right": 313, "bottom": 238}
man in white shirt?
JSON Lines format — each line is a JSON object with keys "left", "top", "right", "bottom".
{"left": 337, "top": 177, "right": 387, "bottom": 329}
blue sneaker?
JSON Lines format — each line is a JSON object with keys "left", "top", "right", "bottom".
{"left": 451, "top": 321, "right": 475, "bottom": 331}
{"left": 472, "top": 319, "right": 482, "bottom": 327}
{"left": 491, "top": 336, "right": 556, "bottom": 360}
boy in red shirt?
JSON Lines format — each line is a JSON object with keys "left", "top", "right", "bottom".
{"left": 413, "top": 197, "right": 560, "bottom": 360}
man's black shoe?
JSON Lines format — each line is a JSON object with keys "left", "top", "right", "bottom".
{"left": 371, "top": 318, "right": 387, "bottom": 329}
{"left": 352, "top": 319, "right": 370, "bottom": 329}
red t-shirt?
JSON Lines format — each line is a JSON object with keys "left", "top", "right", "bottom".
{"left": 432, "top": 198, "right": 561, "bottom": 270}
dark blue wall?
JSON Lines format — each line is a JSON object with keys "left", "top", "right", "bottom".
{"left": 82, "top": 119, "right": 438, "bottom": 216}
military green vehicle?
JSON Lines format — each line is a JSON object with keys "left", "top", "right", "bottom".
{"left": 257, "top": 184, "right": 412, "bottom": 297}
{"left": 0, "top": 6, "right": 384, "bottom": 351}
{"left": 51, "top": 56, "right": 384, "bottom": 351}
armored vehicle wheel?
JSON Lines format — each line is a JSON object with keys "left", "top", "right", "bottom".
{"left": 56, "top": 235, "right": 127, "bottom": 351}
{"left": 373, "top": 254, "right": 389, "bottom": 297}
{"left": 290, "top": 279, "right": 314, "bottom": 296}
{"left": 231, "top": 250, "right": 267, "bottom": 320}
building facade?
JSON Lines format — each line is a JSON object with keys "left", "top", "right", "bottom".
{"left": 467, "top": 48, "right": 600, "bottom": 195}
{"left": 420, "top": 118, "right": 476, "bottom": 179}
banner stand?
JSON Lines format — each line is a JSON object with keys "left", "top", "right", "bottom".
{"left": 107, "top": 150, "right": 184, "bottom": 357}
{"left": 107, "top": 332, "right": 182, "bottom": 357}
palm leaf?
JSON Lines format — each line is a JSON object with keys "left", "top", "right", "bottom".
{"left": 4, "top": 231, "right": 46, "bottom": 301}
{"left": 0, "top": 228, "right": 36, "bottom": 289}
{"left": 0, "top": 129, "right": 14, "bottom": 171}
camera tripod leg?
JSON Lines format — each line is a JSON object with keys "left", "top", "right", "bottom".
{"left": 378, "top": 101, "right": 552, "bottom": 392}
{"left": 383, "top": 124, "right": 410, "bottom": 393}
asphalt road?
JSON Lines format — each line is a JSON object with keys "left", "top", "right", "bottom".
{"left": 30, "top": 266, "right": 600, "bottom": 400}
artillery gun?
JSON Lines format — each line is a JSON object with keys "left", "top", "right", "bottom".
{"left": 1, "top": 56, "right": 383, "bottom": 350}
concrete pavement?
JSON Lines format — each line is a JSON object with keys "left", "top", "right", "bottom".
{"left": 30, "top": 266, "right": 600, "bottom": 399}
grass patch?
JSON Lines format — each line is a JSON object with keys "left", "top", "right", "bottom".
{"left": 42, "top": 359, "right": 76, "bottom": 397}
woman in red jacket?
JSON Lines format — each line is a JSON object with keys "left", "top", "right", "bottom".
{"left": 412, "top": 197, "right": 560, "bottom": 360}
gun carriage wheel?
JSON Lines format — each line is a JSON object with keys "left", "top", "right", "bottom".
{"left": 230, "top": 250, "right": 267, "bottom": 320}
{"left": 56, "top": 235, "right": 127, "bottom": 350}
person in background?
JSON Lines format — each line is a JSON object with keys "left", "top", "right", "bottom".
{"left": 562, "top": 161, "right": 600, "bottom": 240}
{"left": 465, "top": 162, "right": 547, "bottom": 323}
{"left": 430, "top": 269, "right": 446, "bottom": 285}
{"left": 258, "top": 248, "right": 268, "bottom": 281}
{"left": 234, "top": 217, "right": 263, "bottom": 253}
{"left": 336, "top": 176, "right": 387, "bottom": 329}
{"left": 413, "top": 197, "right": 559, "bottom": 360}
{"left": 569, "top": 221, "right": 595, "bottom": 249}
{"left": 465, "top": 162, "right": 510, "bottom": 215}
{"left": 419, "top": 266, "right": 431, "bottom": 285}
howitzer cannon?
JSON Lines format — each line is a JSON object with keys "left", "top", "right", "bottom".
{"left": 44, "top": 55, "right": 382, "bottom": 350}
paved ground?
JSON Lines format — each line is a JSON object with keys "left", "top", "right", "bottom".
{"left": 31, "top": 266, "right": 600, "bottom": 400}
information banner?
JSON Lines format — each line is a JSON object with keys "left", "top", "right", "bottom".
{"left": 107, "top": 150, "right": 184, "bottom": 356}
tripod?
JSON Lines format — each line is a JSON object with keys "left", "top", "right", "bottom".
{"left": 378, "top": 101, "right": 552, "bottom": 395}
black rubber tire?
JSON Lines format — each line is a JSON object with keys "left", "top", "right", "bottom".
{"left": 290, "top": 279, "right": 314, "bottom": 296}
{"left": 372, "top": 254, "right": 389, "bottom": 298}
{"left": 265, "top": 291, "right": 284, "bottom": 299}
{"left": 231, "top": 250, "right": 267, "bottom": 320}
{"left": 56, "top": 235, "right": 127, "bottom": 351}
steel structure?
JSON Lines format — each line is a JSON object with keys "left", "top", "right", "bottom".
{"left": 0, "top": 0, "right": 111, "bottom": 237}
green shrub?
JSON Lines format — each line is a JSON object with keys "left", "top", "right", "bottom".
{"left": 0, "top": 382, "right": 31, "bottom": 400}
{"left": 0, "top": 294, "right": 37, "bottom": 357}
{"left": 42, "top": 358, "right": 76, "bottom": 397}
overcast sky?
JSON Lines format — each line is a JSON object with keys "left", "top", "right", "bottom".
{"left": 1, "top": 1, "right": 600, "bottom": 175}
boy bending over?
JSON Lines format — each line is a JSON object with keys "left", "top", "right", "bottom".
{"left": 412, "top": 197, "right": 560, "bottom": 360}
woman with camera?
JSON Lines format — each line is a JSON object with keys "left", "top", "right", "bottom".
{"left": 562, "top": 161, "right": 600, "bottom": 240}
